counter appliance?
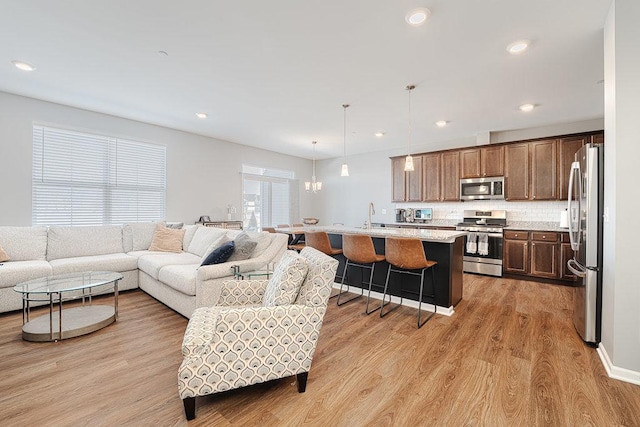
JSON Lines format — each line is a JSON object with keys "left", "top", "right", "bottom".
{"left": 456, "top": 210, "right": 506, "bottom": 277}
{"left": 567, "top": 143, "right": 604, "bottom": 345}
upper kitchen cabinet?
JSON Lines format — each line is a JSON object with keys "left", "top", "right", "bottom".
{"left": 422, "top": 153, "right": 441, "bottom": 202}
{"left": 392, "top": 157, "right": 407, "bottom": 202}
{"left": 391, "top": 156, "right": 423, "bottom": 202}
{"left": 530, "top": 139, "right": 557, "bottom": 200}
{"left": 441, "top": 151, "right": 460, "bottom": 201}
{"left": 504, "top": 143, "right": 529, "bottom": 200}
{"left": 558, "top": 135, "right": 588, "bottom": 200}
{"left": 460, "top": 146, "right": 504, "bottom": 178}
{"left": 591, "top": 131, "right": 604, "bottom": 144}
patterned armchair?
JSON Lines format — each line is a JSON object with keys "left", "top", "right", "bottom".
{"left": 178, "top": 246, "right": 339, "bottom": 420}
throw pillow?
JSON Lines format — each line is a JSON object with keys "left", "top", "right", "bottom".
{"left": 200, "top": 234, "right": 231, "bottom": 263}
{"left": 263, "top": 251, "right": 309, "bottom": 307}
{"left": 188, "top": 227, "right": 226, "bottom": 257}
{"left": 228, "top": 231, "right": 258, "bottom": 262}
{"left": 0, "top": 244, "right": 9, "bottom": 262}
{"left": 148, "top": 225, "right": 185, "bottom": 252}
{"left": 200, "top": 241, "right": 235, "bottom": 266}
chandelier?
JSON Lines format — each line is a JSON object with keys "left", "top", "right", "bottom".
{"left": 305, "top": 141, "right": 322, "bottom": 193}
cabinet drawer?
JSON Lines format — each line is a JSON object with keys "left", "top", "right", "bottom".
{"left": 561, "top": 233, "right": 570, "bottom": 243}
{"left": 505, "top": 230, "right": 528, "bottom": 240}
{"left": 531, "top": 232, "right": 559, "bottom": 242}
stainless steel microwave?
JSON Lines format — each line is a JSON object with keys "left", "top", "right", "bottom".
{"left": 460, "top": 177, "right": 505, "bottom": 200}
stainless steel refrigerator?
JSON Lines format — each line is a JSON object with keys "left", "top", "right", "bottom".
{"left": 567, "top": 143, "right": 604, "bottom": 345}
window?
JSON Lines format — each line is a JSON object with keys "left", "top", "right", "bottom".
{"left": 242, "top": 165, "right": 299, "bottom": 231}
{"left": 32, "top": 125, "right": 166, "bottom": 226}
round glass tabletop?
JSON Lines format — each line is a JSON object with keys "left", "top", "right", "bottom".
{"left": 13, "top": 271, "right": 123, "bottom": 294}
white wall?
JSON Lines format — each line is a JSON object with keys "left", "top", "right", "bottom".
{"left": 0, "top": 91, "right": 317, "bottom": 226}
{"left": 601, "top": 0, "right": 640, "bottom": 378}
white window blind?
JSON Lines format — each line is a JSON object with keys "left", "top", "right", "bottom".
{"left": 241, "top": 165, "right": 299, "bottom": 231}
{"left": 32, "top": 125, "right": 166, "bottom": 226}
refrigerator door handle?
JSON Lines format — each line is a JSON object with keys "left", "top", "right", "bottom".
{"left": 567, "top": 161, "right": 582, "bottom": 251}
{"left": 567, "top": 258, "right": 586, "bottom": 278}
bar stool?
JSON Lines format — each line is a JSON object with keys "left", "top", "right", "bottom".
{"left": 305, "top": 231, "right": 344, "bottom": 292}
{"left": 338, "top": 234, "right": 385, "bottom": 314}
{"left": 381, "top": 237, "right": 437, "bottom": 328}
{"left": 262, "top": 227, "right": 277, "bottom": 233}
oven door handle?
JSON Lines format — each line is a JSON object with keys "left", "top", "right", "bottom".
{"left": 486, "top": 233, "right": 504, "bottom": 238}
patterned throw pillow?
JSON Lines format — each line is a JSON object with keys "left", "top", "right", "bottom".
{"left": 148, "top": 225, "right": 185, "bottom": 252}
{"left": 228, "top": 231, "right": 258, "bottom": 262}
{"left": 200, "top": 234, "right": 231, "bottom": 263}
{"left": 200, "top": 241, "right": 235, "bottom": 266}
{"left": 263, "top": 251, "right": 309, "bottom": 307}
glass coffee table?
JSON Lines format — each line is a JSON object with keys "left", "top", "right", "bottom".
{"left": 13, "top": 271, "right": 123, "bottom": 342}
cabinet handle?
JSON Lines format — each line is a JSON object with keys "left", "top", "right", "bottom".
{"left": 532, "top": 242, "right": 536, "bottom": 246}
{"left": 542, "top": 236, "right": 546, "bottom": 239}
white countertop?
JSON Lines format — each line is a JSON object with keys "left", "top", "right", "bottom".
{"left": 277, "top": 225, "right": 467, "bottom": 244}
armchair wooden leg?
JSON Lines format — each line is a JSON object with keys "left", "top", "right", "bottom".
{"left": 183, "top": 397, "right": 196, "bottom": 420}
{"left": 296, "top": 372, "right": 309, "bottom": 393}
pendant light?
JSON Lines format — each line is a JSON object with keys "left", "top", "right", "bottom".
{"left": 305, "top": 141, "right": 322, "bottom": 193}
{"left": 404, "top": 85, "right": 416, "bottom": 172}
{"left": 341, "top": 104, "right": 350, "bottom": 177}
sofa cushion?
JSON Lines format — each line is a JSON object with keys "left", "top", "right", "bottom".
{"left": 0, "top": 260, "right": 52, "bottom": 289}
{"left": 138, "top": 252, "right": 202, "bottom": 280}
{"left": 123, "top": 222, "right": 162, "bottom": 252}
{"left": 228, "top": 232, "right": 258, "bottom": 262}
{"left": 187, "top": 227, "right": 226, "bottom": 257}
{"left": 158, "top": 264, "right": 199, "bottom": 296}
{"left": 148, "top": 225, "right": 185, "bottom": 252}
{"left": 251, "top": 232, "right": 272, "bottom": 258}
{"left": 201, "top": 241, "right": 235, "bottom": 266}
{"left": 0, "top": 244, "right": 8, "bottom": 262}
{"left": 0, "top": 226, "right": 48, "bottom": 261}
{"left": 49, "top": 253, "right": 139, "bottom": 276}
{"left": 47, "top": 226, "right": 123, "bottom": 261}
{"left": 263, "top": 250, "right": 308, "bottom": 307}
{"left": 182, "top": 225, "right": 199, "bottom": 251}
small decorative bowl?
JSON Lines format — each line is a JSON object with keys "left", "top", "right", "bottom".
{"left": 302, "top": 218, "right": 319, "bottom": 225}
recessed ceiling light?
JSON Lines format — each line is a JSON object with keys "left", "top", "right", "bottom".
{"left": 195, "top": 112, "right": 208, "bottom": 119}
{"left": 435, "top": 120, "right": 448, "bottom": 127}
{"left": 405, "top": 8, "right": 430, "bottom": 26}
{"left": 12, "top": 60, "right": 36, "bottom": 71}
{"left": 507, "top": 40, "right": 530, "bottom": 54}
{"left": 519, "top": 103, "right": 535, "bottom": 112}
{"left": 374, "top": 132, "right": 385, "bottom": 137}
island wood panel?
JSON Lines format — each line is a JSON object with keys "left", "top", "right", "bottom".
{"left": 2, "top": 278, "right": 639, "bottom": 425}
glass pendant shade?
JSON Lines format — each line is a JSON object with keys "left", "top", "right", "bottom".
{"left": 341, "top": 163, "right": 349, "bottom": 176}
{"left": 305, "top": 141, "right": 322, "bottom": 193}
{"left": 404, "top": 155, "right": 414, "bottom": 171}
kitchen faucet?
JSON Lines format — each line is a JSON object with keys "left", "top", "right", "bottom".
{"left": 367, "top": 202, "right": 375, "bottom": 230}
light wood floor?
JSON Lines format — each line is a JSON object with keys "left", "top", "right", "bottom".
{"left": 1, "top": 274, "right": 639, "bottom": 426}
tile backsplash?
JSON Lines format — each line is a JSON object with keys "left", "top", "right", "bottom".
{"left": 395, "top": 200, "right": 567, "bottom": 223}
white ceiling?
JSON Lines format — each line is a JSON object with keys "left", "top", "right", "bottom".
{"left": 0, "top": 0, "right": 610, "bottom": 159}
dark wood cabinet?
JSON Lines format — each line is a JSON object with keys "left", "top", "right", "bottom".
{"left": 530, "top": 140, "right": 557, "bottom": 200}
{"left": 460, "top": 149, "right": 481, "bottom": 178}
{"left": 406, "top": 156, "right": 422, "bottom": 202}
{"left": 481, "top": 146, "right": 504, "bottom": 177}
{"left": 504, "top": 143, "right": 529, "bottom": 200}
{"left": 441, "top": 151, "right": 460, "bottom": 201}
{"left": 503, "top": 230, "right": 529, "bottom": 274}
{"left": 460, "top": 146, "right": 504, "bottom": 178}
{"left": 560, "top": 233, "right": 577, "bottom": 281}
{"left": 422, "top": 153, "right": 441, "bottom": 202}
{"left": 391, "top": 157, "right": 407, "bottom": 202}
{"left": 530, "top": 232, "right": 559, "bottom": 278}
{"left": 558, "top": 136, "right": 587, "bottom": 200}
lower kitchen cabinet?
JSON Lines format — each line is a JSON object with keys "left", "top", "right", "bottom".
{"left": 504, "top": 230, "right": 574, "bottom": 284}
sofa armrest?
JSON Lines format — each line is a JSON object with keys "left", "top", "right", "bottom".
{"left": 217, "top": 280, "right": 268, "bottom": 306}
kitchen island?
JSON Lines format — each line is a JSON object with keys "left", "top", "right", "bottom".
{"left": 284, "top": 226, "right": 466, "bottom": 311}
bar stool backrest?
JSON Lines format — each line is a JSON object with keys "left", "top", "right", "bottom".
{"left": 277, "top": 224, "right": 290, "bottom": 228}
{"left": 262, "top": 227, "right": 277, "bottom": 233}
{"left": 305, "top": 231, "right": 334, "bottom": 254}
{"left": 342, "top": 234, "right": 379, "bottom": 264}
{"left": 385, "top": 237, "right": 430, "bottom": 270}
{"left": 292, "top": 223, "right": 304, "bottom": 228}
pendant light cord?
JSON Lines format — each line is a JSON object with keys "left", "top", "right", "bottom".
{"left": 407, "top": 85, "right": 415, "bottom": 156}
{"left": 342, "top": 104, "right": 349, "bottom": 162}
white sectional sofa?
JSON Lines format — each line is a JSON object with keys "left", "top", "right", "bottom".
{"left": 0, "top": 223, "right": 288, "bottom": 318}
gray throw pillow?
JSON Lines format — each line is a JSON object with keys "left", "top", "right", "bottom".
{"left": 228, "top": 231, "right": 258, "bottom": 261}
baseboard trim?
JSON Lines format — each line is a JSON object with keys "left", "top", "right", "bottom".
{"left": 331, "top": 283, "right": 454, "bottom": 316}
{"left": 597, "top": 343, "right": 640, "bottom": 386}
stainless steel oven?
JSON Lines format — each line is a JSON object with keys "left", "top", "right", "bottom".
{"left": 456, "top": 210, "right": 507, "bottom": 277}
{"left": 460, "top": 177, "right": 505, "bottom": 200}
